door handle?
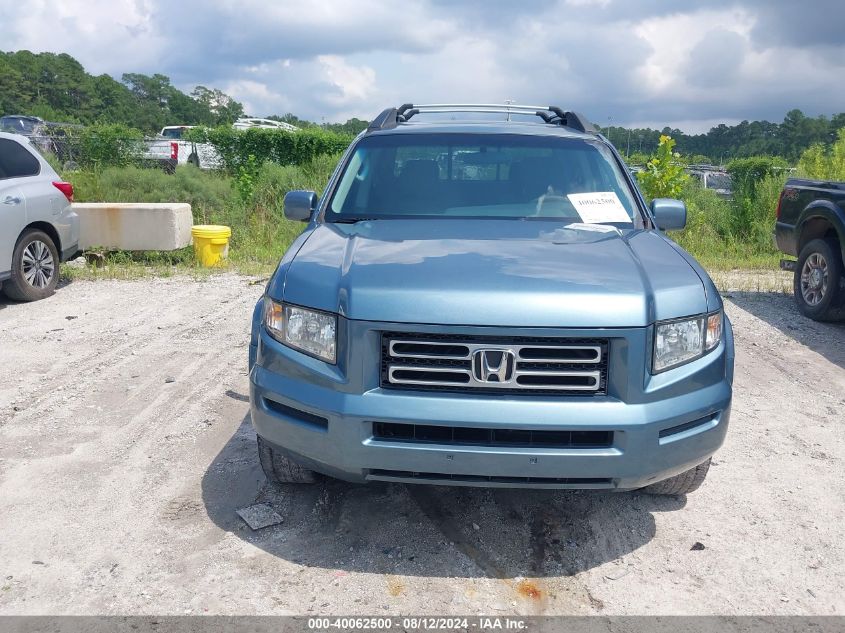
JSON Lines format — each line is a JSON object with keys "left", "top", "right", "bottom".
{"left": 2, "top": 196, "right": 21, "bottom": 205}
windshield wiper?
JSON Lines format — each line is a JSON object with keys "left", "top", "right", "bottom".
{"left": 331, "top": 216, "right": 380, "bottom": 224}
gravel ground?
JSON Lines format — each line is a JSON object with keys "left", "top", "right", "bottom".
{"left": 0, "top": 275, "right": 843, "bottom": 616}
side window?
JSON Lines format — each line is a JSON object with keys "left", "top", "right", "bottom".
{"left": 0, "top": 139, "right": 41, "bottom": 180}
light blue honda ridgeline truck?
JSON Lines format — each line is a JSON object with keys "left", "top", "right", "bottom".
{"left": 248, "top": 103, "right": 734, "bottom": 495}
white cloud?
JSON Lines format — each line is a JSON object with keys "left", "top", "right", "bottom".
{"left": 628, "top": 6, "right": 845, "bottom": 123}
{"left": 317, "top": 56, "right": 378, "bottom": 106}
{"left": 633, "top": 9, "right": 754, "bottom": 94}
{"left": 219, "top": 79, "right": 291, "bottom": 118}
{"left": 564, "top": 0, "right": 611, "bottom": 6}
{"left": 3, "top": 0, "right": 845, "bottom": 130}
{"left": 5, "top": 0, "right": 164, "bottom": 73}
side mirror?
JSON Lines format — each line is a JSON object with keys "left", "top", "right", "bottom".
{"left": 651, "top": 198, "right": 687, "bottom": 231}
{"left": 284, "top": 190, "right": 318, "bottom": 222}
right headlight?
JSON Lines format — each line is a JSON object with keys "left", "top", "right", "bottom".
{"left": 264, "top": 299, "right": 337, "bottom": 364}
{"left": 653, "top": 311, "right": 722, "bottom": 373}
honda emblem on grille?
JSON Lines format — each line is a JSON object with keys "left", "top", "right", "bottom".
{"left": 472, "top": 349, "right": 516, "bottom": 383}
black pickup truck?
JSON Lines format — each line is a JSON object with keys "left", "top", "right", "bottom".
{"left": 775, "top": 178, "right": 845, "bottom": 320}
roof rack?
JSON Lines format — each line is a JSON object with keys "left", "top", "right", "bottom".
{"left": 367, "top": 103, "right": 596, "bottom": 134}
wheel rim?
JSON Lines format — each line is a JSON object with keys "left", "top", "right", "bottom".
{"left": 800, "top": 252, "right": 829, "bottom": 306}
{"left": 21, "top": 240, "right": 55, "bottom": 289}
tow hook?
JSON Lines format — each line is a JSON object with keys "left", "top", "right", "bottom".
{"left": 780, "top": 259, "right": 796, "bottom": 272}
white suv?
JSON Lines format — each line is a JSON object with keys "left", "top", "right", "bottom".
{"left": 0, "top": 132, "right": 79, "bottom": 302}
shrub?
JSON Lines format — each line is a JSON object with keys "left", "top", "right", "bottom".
{"left": 189, "top": 125, "right": 352, "bottom": 173}
{"left": 636, "top": 135, "right": 689, "bottom": 200}
{"left": 227, "top": 155, "right": 340, "bottom": 263}
{"left": 725, "top": 156, "right": 788, "bottom": 240}
{"left": 672, "top": 179, "right": 732, "bottom": 254}
{"left": 669, "top": 167, "right": 786, "bottom": 268}
{"left": 626, "top": 151, "right": 649, "bottom": 167}
{"left": 252, "top": 153, "right": 340, "bottom": 210}
{"left": 73, "top": 123, "right": 145, "bottom": 168}
{"left": 797, "top": 128, "right": 845, "bottom": 180}
{"left": 688, "top": 154, "right": 714, "bottom": 165}
{"left": 234, "top": 154, "right": 260, "bottom": 203}
{"left": 725, "top": 156, "right": 788, "bottom": 200}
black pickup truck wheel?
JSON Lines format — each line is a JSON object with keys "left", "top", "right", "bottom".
{"left": 794, "top": 238, "right": 844, "bottom": 321}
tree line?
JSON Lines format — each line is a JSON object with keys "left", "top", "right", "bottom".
{"left": 603, "top": 109, "right": 845, "bottom": 164}
{"left": 0, "top": 50, "right": 369, "bottom": 136}
{"left": 0, "top": 50, "right": 248, "bottom": 133}
{"left": 2, "top": 50, "right": 843, "bottom": 159}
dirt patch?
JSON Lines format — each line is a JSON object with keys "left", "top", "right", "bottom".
{"left": 0, "top": 276, "right": 843, "bottom": 615}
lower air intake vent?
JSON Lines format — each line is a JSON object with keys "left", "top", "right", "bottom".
{"left": 372, "top": 422, "right": 613, "bottom": 448}
{"left": 368, "top": 470, "right": 613, "bottom": 486}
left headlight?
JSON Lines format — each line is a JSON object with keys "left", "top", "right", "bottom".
{"left": 653, "top": 311, "right": 722, "bottom": 373}
{"left": 264, "top": 299, "right": 337, "bottom": 364}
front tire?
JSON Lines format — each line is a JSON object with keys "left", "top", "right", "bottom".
{"left": 3, "top": 229, "right": 60, "bottom": 302}
{"left": 640, "top": 458, "right": 711, "bottom": 495}
{"left": 794, "top": 238, "right": 844, "bottom": 321}
{"left": 257, "top": 436, "right": 318, "bottom": 484}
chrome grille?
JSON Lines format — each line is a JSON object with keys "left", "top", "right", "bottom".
{"left": 381, "top": 333, "right": 608, "bottom": 395}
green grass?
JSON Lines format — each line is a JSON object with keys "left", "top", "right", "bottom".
{"left": 62, "top": 158, "right": 338, "bottom": 279}
{"left": 680, "top": 248, "right": 782, "bottom": 272}
{"left": 668, "top": 174, "right": 786, "bottom": 271}
{"left": 61, "top": 247, "right": 218, "bottom": 281}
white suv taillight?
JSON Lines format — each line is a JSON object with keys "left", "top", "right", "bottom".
{"left": 52, "top": 181, "right": 74, "bottom": 202}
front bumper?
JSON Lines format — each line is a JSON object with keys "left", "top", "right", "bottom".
{"left": 249, "top": 317, "right": 734, "bottom": 490}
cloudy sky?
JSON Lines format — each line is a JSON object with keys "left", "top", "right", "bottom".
{"left": 4, "top": 0, "right": 845, "bottom": 132}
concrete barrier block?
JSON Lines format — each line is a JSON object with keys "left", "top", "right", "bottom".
{"left": 74, "top": 203, "right": 194, "bottom": 251}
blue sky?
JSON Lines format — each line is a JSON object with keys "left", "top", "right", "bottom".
{"left": 4, "top": 0, "right": 845, "bottom": 132}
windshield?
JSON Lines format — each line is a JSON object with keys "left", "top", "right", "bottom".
{"left": 161, "top": 128, "right": 186, "bottom": 139}
{"left": 327, "top": 133, "right": 641, "bottom": 225}
{"left": 0, "top": 117, "right": 38, "bottom": 135}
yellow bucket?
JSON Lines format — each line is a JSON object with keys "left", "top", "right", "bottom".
{"left": 191, "top": 225, "right": 232, "bottom": 267}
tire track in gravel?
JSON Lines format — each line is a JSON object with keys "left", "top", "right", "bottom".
{"left": 0, "top": 276, "right": 261, "bottom": 494}
{"left": 1, "top": 281, "right": 255, "bottom": 431}
{"left": 409, "top": 486, "right": 506, "bottom": 580}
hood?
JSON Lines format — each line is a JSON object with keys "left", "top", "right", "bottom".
{"left": 275, "top": 219, "right": 707, "bottom": 328}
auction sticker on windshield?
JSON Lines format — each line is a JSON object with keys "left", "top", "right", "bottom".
{"left": 567, "top": 191, "right": 630, "bottom": 223}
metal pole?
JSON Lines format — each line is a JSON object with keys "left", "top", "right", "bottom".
{"left": 505, "top": 99, "right": 515, "bottom": 122}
